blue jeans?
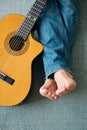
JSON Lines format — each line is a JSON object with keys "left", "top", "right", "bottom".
{"left": 34, "top": 0, "right": 78, "bottom": 78}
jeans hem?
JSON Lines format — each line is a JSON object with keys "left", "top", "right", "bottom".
{"left": 45, "top": 66, "right": 72, "bottom": 79}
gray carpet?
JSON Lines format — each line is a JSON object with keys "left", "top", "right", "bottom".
{"left": 0, "top": 0, "right": 87, "bottom": 130}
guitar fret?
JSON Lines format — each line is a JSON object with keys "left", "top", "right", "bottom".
{"left": 38, "top": 0, "right": 45, "bottom": 4}
{"left": 16, "top": 29, "right": 29, "bottom": 37}
{"left": 25, "top": 18, "right": 34, "bottom": 26}
{"left": 37, "top": 0, "right": 46, "bottom": 5}
{"left": 17, "top": 28, "right": 31, "bottom": 39}
{"left": 29, "top": 8, "right": 41, "bottom": 20}
{"left": 17, "top": 23, "right": 32, "bottom": 37}
{"left": 35, "top": 2, "right": 44, "bottom": 9}
{"left": 29, "top": 7, "right": 40, "bottom": 18}
{"left": 33, "top": 4, "right": 43, "bottom": 12}
{"left": 30, "top": 10, "right": 39, "bottom": 17}
{"left": 21, "top": 29, "right": 30, "bottom": 37}
{"left": 33, "top": 0, "right": 44, "bottom": 8}
{"left": 16, "top": 0, "right": 47, "bottom": 41}
{"left": 24, "top": 19, "right": 35, "bottom": 29}
{"left": 17, "top": 19, "right": 35, "bottom": 39}
{"left": 16, "top": 23, "right": 31, "bottom": 34}
{"left": 28, "top": 0, "right": 46, "bottom": 19}
{"left": 19, "top": 24, "right": 31, "bottom": 32}
{"left": 32, "top": 6, "right": 41, "bottom": 13}
{"left": 17, "top": 18, "right": 34, "bottom": 31}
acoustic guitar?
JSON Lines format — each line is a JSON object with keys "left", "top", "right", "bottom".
{"left": 0, "top": 0, "right": 47, "bottom": 106}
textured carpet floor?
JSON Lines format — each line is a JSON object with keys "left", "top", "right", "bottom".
{"left": 0, "top": 0, "right": 87, "bottom": 130}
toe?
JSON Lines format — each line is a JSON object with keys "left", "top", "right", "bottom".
{"left": 39, "top": 79, "right": 57, "bottom": 100}
{"left": 55, "top": 86, "right": 68, "bottom": 96}
{"left": 39, "top": 86, "right": 48, "bottom": 96}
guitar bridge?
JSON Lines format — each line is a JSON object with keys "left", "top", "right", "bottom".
{"left": 0, "top": 72, "right": 15, "bottom": 85}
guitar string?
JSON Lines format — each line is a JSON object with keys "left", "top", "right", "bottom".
{"left": 5, "top": 0, "right": 46, "bottom": 57}
{"left": 10, "top": 0, "right": 47, "bottom": 54}
{"left": 0, "top": 0, "right": 45, "bottom": 87}
{"left": 7, "top": 0, "right": 45, "bottom": 56}
{"left": 0, "top": 0, "right": 46, "bottom": 72}
{"left": 0, "top": 0, "right": 43, "bottom": 58}
{"left": 0, "top": 0, "right": 47, "bottom": 102}
{"left": 0, "top": 0, "right": 47, "bottom": 75}
{"left": 0, "top": 0, "right": 46, "bottom": 90}
{"left": 9, "top": 0, "right": 45, "bottom": 56}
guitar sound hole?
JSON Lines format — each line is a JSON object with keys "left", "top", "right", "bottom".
{"left": 9, "top": 36, "right": 25, "bottom": 51}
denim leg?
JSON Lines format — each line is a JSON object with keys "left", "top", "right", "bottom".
{"left": 57, "top": 0, "right": 78, "bottom": 64}
{"left": 36, "top": 0, "right": 78, "bottom": 78}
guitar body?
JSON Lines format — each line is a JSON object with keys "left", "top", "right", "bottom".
{"left": 0, "top": 14, "right": 43, "bottom": 106}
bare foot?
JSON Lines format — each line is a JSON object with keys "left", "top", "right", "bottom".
{"left": 39, "top": 69, "right": 77, "bottom": 100}
{"left": 54, "top": 69, "right": 77, "bottom": 96}
{"left": 39, "top": 79, "right": 58, "bottom": 100}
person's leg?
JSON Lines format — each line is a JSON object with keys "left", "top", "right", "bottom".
{"left": 57, "top": 0, "right": 78, "bottom": 65}
{"left": 36, "top": 0, "right": 78, "bottom": 100}
{"left": 53, "top": 0, "right": 78, "bottom": 97}
{"left": 36, "top": 0, "right": 67, "bottom": 100}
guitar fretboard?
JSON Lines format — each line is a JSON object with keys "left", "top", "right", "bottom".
{"left": 16, "top": 0, "right": 47, "bottom": 41}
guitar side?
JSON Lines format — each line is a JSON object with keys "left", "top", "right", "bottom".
{"left": 0, "top": 14, "right": 43, "bottom": 106}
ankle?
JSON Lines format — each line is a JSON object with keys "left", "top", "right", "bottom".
{"left": 54, "top": 69, "right": 73, "bottom": 79}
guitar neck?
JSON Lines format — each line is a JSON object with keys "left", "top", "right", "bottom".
{"left": 16, "top": 0, "right": 47, "bottom": 41}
